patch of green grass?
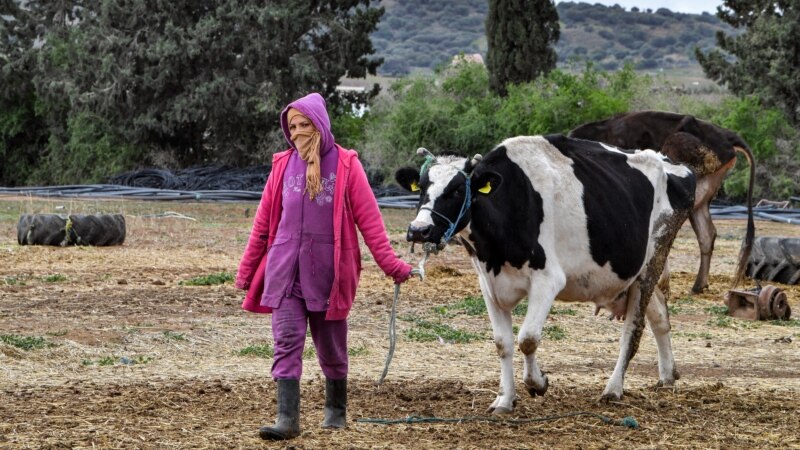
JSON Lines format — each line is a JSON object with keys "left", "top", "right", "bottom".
{"left": 669, "top": 296, "right": 697, "bottom": 314}
{"left": 705, "top": 305, "right": 734, "bottom": 328}
{"left": 122, "top": 355, "right": 154, "bottom": 365}
{"left": 404, "top": 318, "right": 483, "bottom": 344}
{"left": 2, "top": 276, "right": 26, "bottom": 286}
{"left": 709, "top": 315, "right": 735, "bottom": 328}
{"left": 434, "top": 296, "right": 532, "bottom": 317}
{"left": 550, "top": 306, "right": 577, "bottom": 316}
{"left": 43, "top": 274, "right": 67, "bottom": 283}
{"left": 543, "top": 325, "right": 568, "bottom": 341}
{"left": 161, "top": 331, "right": 186, "bottom": 342}
{"left": 705, "top": 305, "right": 729, "bottom": 316}
{"left": 770, "top": 319, "right": 800, "bottom": 327}
{"left": 348, "top": 345, "right": 369, "bottom": 356}
{"left": 83, "top": 355, "right": 155, "bottom": 366}
{"left": 704, "top": 305, "right": 760, "bottom": 329}
{"left": 674, "top": 331, "right": 713, "bottom": 340}
{"left": 303, "top": 347, "right": 317, "bottom": 359}
{"left": 180, "top": 272, "right": 234, "bottom": 286}
{"left": 238, "top": 344, "right": 274, "bottom": 358}
{"left": 0, "top": 334, "right": 53, "bottom": 351}
{"left": 46, "top": 330, "right": 68, "bottom": 337}
{"left": 447, "top": 295, "right": 487, "bottom": 316}
{"left": 512, "top": 299, "right": 529, "bottom": 316}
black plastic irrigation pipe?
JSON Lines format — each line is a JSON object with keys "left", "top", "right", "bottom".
{"left": 2, "top": 185, "right": 798, "bottom": 223}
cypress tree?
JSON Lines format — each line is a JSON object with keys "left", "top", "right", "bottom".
{"left": 486, "top": 0, "right": 560, "bottom": 96}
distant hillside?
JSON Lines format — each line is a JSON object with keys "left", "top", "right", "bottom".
{"left": 372, "top": 0, "right": 736, "bottom": 75}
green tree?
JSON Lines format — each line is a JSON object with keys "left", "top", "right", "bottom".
{"left": 34, "top": 0, "right": 384, "bottom": 168}
{"left": 485, "top": 0, "right": 560, "bottom": 96}
{"left": 2, "top": 0, "right": 383, "bottom": 185}
{"left": 696, "top": 0, "right": 800, "bottom": 124}
{"left": 0, "top": 0, "right": 80, "bottom": 185}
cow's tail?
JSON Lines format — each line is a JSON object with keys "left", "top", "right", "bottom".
{"left": 731, "top": 143, "right": 756, "bottom": 289}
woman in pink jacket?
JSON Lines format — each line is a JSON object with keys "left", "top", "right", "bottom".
{"left": 235, "top": 92, "right": 413, "bottom": 440}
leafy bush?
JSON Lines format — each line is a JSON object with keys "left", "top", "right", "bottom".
{"left": 28, "top": 111, "right": 137, "bottom": 185}
{"left": 705, "top": 96, "right": 800, "bottom": 200}
{"left": 361, "top": 62, "right": 643, "bottom": 179}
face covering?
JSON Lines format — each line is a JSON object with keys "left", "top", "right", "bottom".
{"left": 287, "top": 108, "right": 322, "bottom": 200}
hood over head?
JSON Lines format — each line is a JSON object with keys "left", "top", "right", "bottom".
{"left": 280, "top": 92, "right": 335, "bottom": 154}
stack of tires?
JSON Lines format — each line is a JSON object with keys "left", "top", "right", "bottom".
{"left": 17, "top": 214, "right": 126, "bottom": 246}
{"left": 747, "top": 237, "right": 800, "bottom": 285}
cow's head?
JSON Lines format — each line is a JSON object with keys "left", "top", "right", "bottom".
{"left": 395, "top": 148, "right": 501, "bottom": 246}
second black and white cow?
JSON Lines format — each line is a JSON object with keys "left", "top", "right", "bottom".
{"left": 396, "top": 135, "right": 695, "bottom": 413}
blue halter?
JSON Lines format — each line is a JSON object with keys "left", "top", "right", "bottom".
{"left": 419, "top": 167, "right": 472, "bottom": 244}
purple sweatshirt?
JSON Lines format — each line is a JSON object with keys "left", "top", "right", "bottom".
{"left": 260, "top": 93, "right": 339, "bottom": 311}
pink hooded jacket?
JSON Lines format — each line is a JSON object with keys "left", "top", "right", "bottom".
{"left": 235, "top": 144, "right": 412, "bottom": 320}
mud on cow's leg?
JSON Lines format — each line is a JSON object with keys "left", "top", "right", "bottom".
{"left": 486, "top": 306, "right": 516, "bottom": 414}
{"left": 689, "top": 160, "right": 730, "bottom": 294}
{"left": 477, "top": 275, "right": 517, "bottom": 415}
{"left": 602, "top": 281, "right": 648, "bottom": 402}
{"left": 519, "top": 272, "right": 562, "bottom": 399}
{"left": 689, "top": 206, "right": 716, "bottom": 294}
{"left": 646, "top": 286, "right": 679, "bottom": 387}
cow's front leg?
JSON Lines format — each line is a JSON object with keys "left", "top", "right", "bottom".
{"left": 518, "top": 271, "right": 564, "bottom": 398}
{"left": 602, "top": 280, "right": 648, "bottom": 401}
{"left": 484, "top": 298, "right": 516, "bottom": 414}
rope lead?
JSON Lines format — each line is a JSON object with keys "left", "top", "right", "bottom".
{"left": 356, "top": 412, "right": 639, "bottom": 429}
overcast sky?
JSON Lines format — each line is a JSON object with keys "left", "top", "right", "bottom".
{"left": 559, "top": 0, "right": 724, "bottom": 15}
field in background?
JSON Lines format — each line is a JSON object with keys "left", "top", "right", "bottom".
{"left": 1, "top": 197, "right": 798, "bottom": 449}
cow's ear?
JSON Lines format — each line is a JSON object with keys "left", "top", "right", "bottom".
{"left": 472, "top": 170, "right": 502, "bottom": 196}
{"left": 395, "top": 167, "right": 421, "bottom": 192}
{"left": 675, "top": 115, "right": 701, "bottom": 136}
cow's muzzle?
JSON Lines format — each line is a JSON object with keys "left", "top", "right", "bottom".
{"left": 406, "top": 224, "right": 433, "bottom": 242}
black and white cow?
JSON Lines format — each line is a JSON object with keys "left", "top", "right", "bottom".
{"left": 395, "top": 135, "right": 695, "bottom": 413}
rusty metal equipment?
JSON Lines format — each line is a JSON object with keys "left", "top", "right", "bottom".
{"left": 726, "top": 285, "right": 792, "bottom": 321}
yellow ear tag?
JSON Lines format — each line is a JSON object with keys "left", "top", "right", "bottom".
{"left": 411, "top": 182, "right": 420, "bottom": 192}
{"left": 478, "top": 181, "right": 491, "bottom": 194}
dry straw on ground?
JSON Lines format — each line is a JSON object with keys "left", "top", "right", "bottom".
{"left": 1, "top": 198, "right": 798, "bottom": 449}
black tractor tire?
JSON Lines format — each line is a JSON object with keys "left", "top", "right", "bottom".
{"left": 17, "top": 214, "right": 126, "bottom": 246}
{"left": 747, "top": 236, "right": 800, "bottom": 285}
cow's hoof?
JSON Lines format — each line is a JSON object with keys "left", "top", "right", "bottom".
{"left": 487, "top": 405, "right": 514, "bottom": 415}
{"left": 655, "top": 379, "right": 676, "bottom": 389}
{"left": 599, "top": 391, "right": 623, "bottom": 403}
{"left": 525, "top": 372, "right": 549, "bottom": 397}
{"left": 486, "top": 396, "right": 517, "bottom": 414}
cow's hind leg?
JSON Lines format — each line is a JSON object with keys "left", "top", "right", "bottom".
{"left": 689, "top": 205, "right": 716, "bottom": 294}
{"left": 519, "top": 271, "right": 564, "bottom": 398}
{"left": 689, "top": 160, "right": 732, "bottom": 293}
{"left": 602, "top": 281, "right": 648, "bottom": 402}
{"left": 646, "top": 286, "right": 679, "bottom": 387}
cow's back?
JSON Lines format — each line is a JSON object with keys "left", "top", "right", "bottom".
{"left": 569, "top": 111, "right": 739, "bottom": 174}
{"left": 481, "top": 135, "right": 693, "bottom": 302}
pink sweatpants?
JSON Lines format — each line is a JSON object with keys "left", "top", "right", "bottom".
{"left": 270, "top": 296, "right": 348, "bottom": 380}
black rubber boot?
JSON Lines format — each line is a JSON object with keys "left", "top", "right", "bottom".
{"left": 259, "top": 379, "right": 301, "bottom": 440}
{"left": 322, "top": 377, "right": 347, "bottom": 429}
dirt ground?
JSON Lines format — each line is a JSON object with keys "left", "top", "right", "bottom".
{"left": 0, "top": 197, "right": 798, "bottom": 449}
